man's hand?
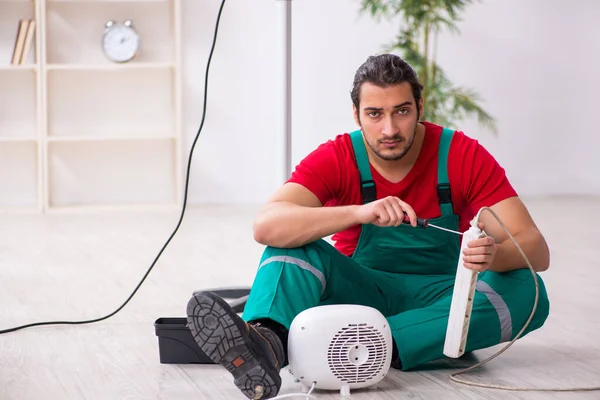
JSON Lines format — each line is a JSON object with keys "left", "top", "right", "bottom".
{"left": 354, "top": 196, "right": 418, "bottom": 227}
{"left": 462, "top": 222, "right": 498, "bottom": 272}
{"left": 476, "top": 197, "right": 550, "bottom": 273}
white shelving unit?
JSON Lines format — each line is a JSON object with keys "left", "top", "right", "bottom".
{"left": 0, "top": 0, "right": 182, "bottom": 212}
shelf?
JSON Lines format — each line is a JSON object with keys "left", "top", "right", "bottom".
{"left": 46, "top": 0, "right": 173, "bottom": 65}
{"left": 47, "top": 67, "right": 174, "bottom": 137}
{"left": 48, "top": 139, "right": 176, "bottom": 207}
{"left": 47, "top": 0, "right": 168, "bottom": 3}
{"left": 0, "top": 141, "right": 39, "bottom": 207}
{"left": 46, "top": 62, "right": 174, "bottom": 71}
{"left": 0, "top": 69, "right": 38, "bottom": 138}
{"left": 0, "top": 65, "right": 37, "bottom": 71}
{"left": 0, "top": 0, "right": 36, "bottom": 65}
{"left": 0, "top": 137, "right": 38, "bottom": 142}
{"left": 45, "top": 203, "right": 178, "bottom": 214}
{"left": 0, "top": 205, "right": 39, "bottom": 213}
{"left": 47, "top": 134, "right": 175, "bottom": 142}
{"left": 0, "top": 0, "right": 181, "bottom": 212}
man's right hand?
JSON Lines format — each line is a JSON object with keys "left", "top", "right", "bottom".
{"left": 354, "top": 196, "right": 418, "bottom": 228}
{"left": 254, "top": 185, "right": 418, "bottom": 248}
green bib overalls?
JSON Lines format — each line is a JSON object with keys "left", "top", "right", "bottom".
{"left": 242, "top": 128, "right": 550, "bottom": 370}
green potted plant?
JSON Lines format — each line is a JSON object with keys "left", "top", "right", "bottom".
{"left": 359, "top": 0, "right": 497, "bottom": 135}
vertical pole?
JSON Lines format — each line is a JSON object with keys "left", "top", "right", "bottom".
{"left": 276, "top": 0, "right": 292, "bottom": 183}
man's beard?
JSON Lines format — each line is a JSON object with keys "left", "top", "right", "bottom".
{"left": 363, "top": 123, "right": 418, "bottom": 161}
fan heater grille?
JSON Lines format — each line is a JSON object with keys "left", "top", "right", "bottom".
{"left": 327, "top": 323, "right": 387, "bottom": 384}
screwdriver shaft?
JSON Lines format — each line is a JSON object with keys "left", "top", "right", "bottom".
{"left": 402, "top": 211, "right": 463, "bottom": 235}
{"left": 427, "top": 223, "right": 463, "bottom": 235}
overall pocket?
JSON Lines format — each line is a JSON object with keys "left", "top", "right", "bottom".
{"left": 353, "top": 215, "right": 461, "bottom": 275}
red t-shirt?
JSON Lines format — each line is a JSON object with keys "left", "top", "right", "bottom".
{"left": 287, "top": 121, "right": 517, "bottom": 256}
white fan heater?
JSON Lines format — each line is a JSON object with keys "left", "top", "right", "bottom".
{"left": 287, "top": 304, "right": 393, "bottom": 396}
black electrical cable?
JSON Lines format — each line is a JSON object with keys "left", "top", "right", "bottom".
{"left": 0, "top": 0, "right": 228, "bottom": 335}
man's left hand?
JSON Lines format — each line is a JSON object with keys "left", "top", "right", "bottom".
{"left": 462, "top": 223, "right": 497, "bottom": 272}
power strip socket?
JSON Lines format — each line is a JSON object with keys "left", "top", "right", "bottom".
{"left": 443, "top": 224, "right": 486, "bottom": 358}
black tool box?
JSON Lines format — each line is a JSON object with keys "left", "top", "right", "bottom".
{"left": 154, "top": 288, "right": 250, "bottom": 364}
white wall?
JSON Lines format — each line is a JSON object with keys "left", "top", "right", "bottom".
{"left": 181, "top": 0, "right": 600, "bottom": 205}
{"left": 435, "top": 0, "right": 600, "bottom": 197}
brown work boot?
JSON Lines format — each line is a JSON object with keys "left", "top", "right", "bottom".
{"left": 186, "top": 291, "right": 285, "bottom": 399}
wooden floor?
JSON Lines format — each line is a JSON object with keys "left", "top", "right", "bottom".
{"left": 1, "top": 197, "right": 599, "bottom": 400}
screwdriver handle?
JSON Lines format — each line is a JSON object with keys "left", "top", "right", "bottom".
{"left": 403, "top": 211, "right": 429, "bottom": 228}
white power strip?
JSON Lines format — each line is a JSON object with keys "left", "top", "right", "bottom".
{"left": 444, "top": 207, "right": 600, "bottom": 392}
{"left": 443, "top": 221, "right": 486, "bottom": 358}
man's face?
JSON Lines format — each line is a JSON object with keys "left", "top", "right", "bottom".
{"left": 353, "top": 82, "right": 423, "bottom": 162}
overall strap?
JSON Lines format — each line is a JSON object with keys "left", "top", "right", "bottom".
{"left": 437, "top": 127, "right": 455, "bottom": 216}
{"left": 349, "top": 130, "right": 376, "bottom": 203}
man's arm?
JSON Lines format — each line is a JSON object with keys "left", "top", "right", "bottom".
{"left": 253, "top": 183, "right": 360, "bottom": 248}
{"left": 475, "top": 196, "right": 550, "bottom": 273}
{"left": 253, "top": 183, "right": 419, "bottom": 249}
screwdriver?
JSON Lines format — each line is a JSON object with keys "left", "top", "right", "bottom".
{"left": 402, "top": 212, "right": 463, "bottom": 235}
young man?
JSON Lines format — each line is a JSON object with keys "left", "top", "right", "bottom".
{"left": 186, "top": 54, "right": 551, "bottom": 399}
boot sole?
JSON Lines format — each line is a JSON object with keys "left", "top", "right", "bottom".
{"left": 186, "top": 291, "right": 282, "bottom": 399}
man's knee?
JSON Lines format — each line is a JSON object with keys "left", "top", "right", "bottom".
{"left": 259, "top": 239, "right": 330, "bottom": 268}
{"left": 255, "top": 240, "right": 333, "bottom": 288}
{"left": 480, "top": 269, "right": 550, "bottom": 337}
{"left": 530, "top": 274, "right": 550, "bottom": 330}
{"left": 509, "top": 271, "right": 550, "bottom": 335}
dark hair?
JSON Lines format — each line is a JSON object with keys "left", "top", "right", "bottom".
{"left": 350, "top": 53, "right": 423, "bottom": 112}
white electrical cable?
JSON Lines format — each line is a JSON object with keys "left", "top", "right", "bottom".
{"left": 269, "top": 381, "right": 317, "bottom": 399}
{"left": 449, "top": 206, "right": 600, "bottom": 392}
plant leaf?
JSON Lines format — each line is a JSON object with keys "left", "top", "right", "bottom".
{"left": 358, "top": 0, "right": 497, "bottom": 136}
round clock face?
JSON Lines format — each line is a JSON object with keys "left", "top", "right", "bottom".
{"left": 102, "top": 24, "right": 140, "bottom": 63}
